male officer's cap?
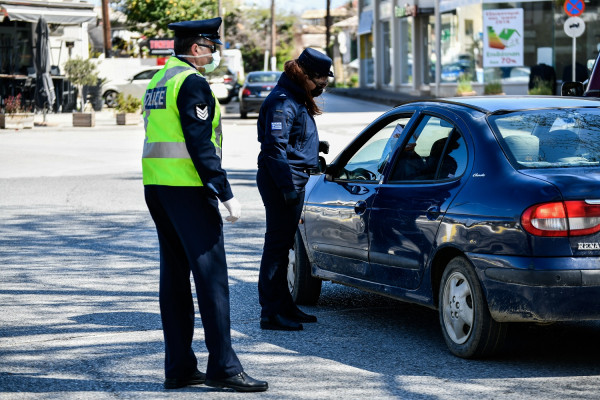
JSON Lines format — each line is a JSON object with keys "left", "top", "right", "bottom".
{"left": 168, "top": 17, "right": 223, "bottom": 45}
{"left": 297, "top": 47, "right": 334, "bottom": 78}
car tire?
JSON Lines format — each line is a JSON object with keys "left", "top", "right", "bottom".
{"left": 288, "top": 229, "right": 322, "bottom": 305}
{"left": 240, "top": 110, "right": 248, "bottom": 119}
{"left": 103, "top": 90, "right": 118, "bottom": 108}
{"left": 438, "top": 256, "right": 506, "bottom": 358}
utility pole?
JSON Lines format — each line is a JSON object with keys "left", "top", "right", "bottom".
{"left": 325, "top": 0, "right": 331, "bottom": 59}
{"left": 270, "top": 0, "right": 276, "bottom": 70}
{"left": 101, "top": 0, "right": 111, "bottom": 57}
{"left": 218, "top": 0, "right": 224, "bottom": 52}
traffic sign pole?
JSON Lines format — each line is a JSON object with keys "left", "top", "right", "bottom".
{"left": 573, "top": 37, "right": 576, "bottom": 81}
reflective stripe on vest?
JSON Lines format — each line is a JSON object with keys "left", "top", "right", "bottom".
{"left": 142, "top": 57, "right": 221, "bottom": 186}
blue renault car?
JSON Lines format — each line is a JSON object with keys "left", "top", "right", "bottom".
{"left": 288, "top": 96, "right": 600, "bottom": 358}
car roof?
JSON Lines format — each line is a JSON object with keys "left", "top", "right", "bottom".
{"left": 247, "top": 71, "right": 281, "bottom": 75}
{"left": 429, "top": 96, "right": 600, "bottom": 114}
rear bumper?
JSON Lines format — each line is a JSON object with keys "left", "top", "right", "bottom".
{"left": 239, "top": 98, "right": 265, "bottom": 113}
{"left": 469, "top": 253, "right": 600, "bottom": 322}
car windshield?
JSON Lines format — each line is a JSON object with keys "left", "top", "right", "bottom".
{"left": 247, "top": 72, "right": 281, "bottom": 83}
{"left": 488, "top": 108, "right": 600, "bottom": 169}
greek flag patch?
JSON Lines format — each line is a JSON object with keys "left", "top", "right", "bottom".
{"left": 196, "top": 104, "right": 209, "bottom": 120}
{"left": 271, "top": 122, "right": 282, "bottom": 130}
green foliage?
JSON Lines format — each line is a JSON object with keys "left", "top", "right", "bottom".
{"left": 115, "top": 93, "right": 142, "bottom": 113}
{"left": 456, "top": 73, "right": 473, "bottom": 95}
{"left": 484, "top": 81, "right": 503, "bottom": 95}
{"left": 64, "top": 57, "right": 100, "bottom": 112}
{"left": 115, "top": 0, "right": 216, "bottom": 37}
{"left": 528, "top": 77, "right": 554, "bottom": 95}
{"left": 64, "top": 57, "right": 99, "bottom": 87}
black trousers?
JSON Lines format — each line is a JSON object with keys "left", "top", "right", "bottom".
{"left": 256, "top": 166, "right": 305, "bottom": 318}
{"left": 144, "top": 185, "right": 243, "bottom": 380}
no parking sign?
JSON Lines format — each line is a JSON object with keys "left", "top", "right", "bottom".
{"left": 564, "top": 0, "right": 585, "bottom": 17}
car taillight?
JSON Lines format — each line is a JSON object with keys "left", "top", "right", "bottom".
{"left": 242, "top": 88, "right": 251, "bottom": 97}
{"left": 521, "top": 201, "right": 600, "bottom": 237}
{"left": 224, "top": 76, "right": 233, "bottom": 84}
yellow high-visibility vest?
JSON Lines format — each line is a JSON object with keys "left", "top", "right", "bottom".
{"left": 142, "top": 57, "right": 221, "bottom": 186}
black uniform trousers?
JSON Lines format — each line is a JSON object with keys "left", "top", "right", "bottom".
{"left": 144, "top": 185, "right": 243, "bottom": 380}
{"left": 256, "top": 166, "right": 305, "bottom": 318}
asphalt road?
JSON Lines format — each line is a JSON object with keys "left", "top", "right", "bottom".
{"left": 1, "top": 93, "right": 600, "bottom": 399}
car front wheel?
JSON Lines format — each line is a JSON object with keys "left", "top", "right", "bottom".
{"left": 103, "top": 90, "right": 118, "bottom": 108}
{"left": 439, "top": 256, "right": 506, "bottom": 358}
{"left": 288, "top": 230, "right": 321, "bottom": 305}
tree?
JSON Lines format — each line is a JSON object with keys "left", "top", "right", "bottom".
{"left": 224, "top": 6, "right": 297, "bottom": 72}
{"left": 64, "top": 57, "right": 99, "bottom": 112}
{"left": 113, "top": 0, "right": 217, "bottom": 37}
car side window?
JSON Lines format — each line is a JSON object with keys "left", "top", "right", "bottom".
{"left": 332, "top": 116, "right": 412, "bottom": 182}
{"left": 388, "top": 115, "right": 467, "bottom": 182}
{"left": 134, "top": 70, "right": 158, "bottom": 80}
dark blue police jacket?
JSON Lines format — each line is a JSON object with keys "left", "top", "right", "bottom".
{"left": 257, "top": 72, "right": 319, "bottom": 192}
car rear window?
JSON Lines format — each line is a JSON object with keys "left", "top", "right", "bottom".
{"left": 247, "top": 72, "right": 281, "bottom": 83}
{"left": 488, "top": 108, "right": 600, "bottom": 169}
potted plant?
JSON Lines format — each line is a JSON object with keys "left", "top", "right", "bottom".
{"left": 64, "top": 57, "right": 99, "bottom": 127}
{"left": 456, "top": 73, "right": 476, "bottom": 96}
{"left": 0, "top": 93, "right": 34, "bottom": 130}
{"left": 528, "top": 77, "right": 554, "bottom": 95}
{"left": 484, "top": 80, "right": 504, "bottom": 95}
{"left": 115, "top": 93, "right": 142, "bottom": 125}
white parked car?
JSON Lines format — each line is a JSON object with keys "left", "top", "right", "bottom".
{"left": 102, "top": 64, "right": 236, "bottom": 108}
{"left": 102, "top": 66, "right": 162, "bottom": 108}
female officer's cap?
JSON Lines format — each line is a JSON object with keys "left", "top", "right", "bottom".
{"left": 168, "top": 17, "right": 223, "bottom": 45}
{"left": 297, "top": 47, "right": 334, "bottom": 78}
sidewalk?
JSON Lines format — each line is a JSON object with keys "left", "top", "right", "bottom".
{"left": 328, "top": 87, "right": 433, "bottom": 107}
{"left": 28, "top": 109, "right": 134, "bottom": 130}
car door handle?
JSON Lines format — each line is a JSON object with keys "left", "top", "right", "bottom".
{"left": 426, "top": 205, "right": 441, "bottom": 220}
{"left": 354, "top": 200, "right": 367, "bottom": 215}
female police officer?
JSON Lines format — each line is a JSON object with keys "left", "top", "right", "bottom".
{"left": 143, "top": 17, "right": 267, "bottom": 391}
{"left": 256, "top": 48, "right": 332, "bottom": 331}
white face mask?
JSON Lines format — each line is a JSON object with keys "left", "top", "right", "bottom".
{"left": 203, "top": 51, "right": 220, "bottom": 73}
{"left": 178, "top": 50, "right": 220, "bottom": 73}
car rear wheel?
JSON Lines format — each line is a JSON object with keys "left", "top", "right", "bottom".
{"left": 240, "top": 110, "right": 248, "bottom": 119}
{"left": 104, "top": 90, "right": 118, "bottom": 108}
{"left": 288, "top": 230, "right": 321, "bottom": 305}
{"left": 439, "top": 256, "right": 506, "bottom": 358}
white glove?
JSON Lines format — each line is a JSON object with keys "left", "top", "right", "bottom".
{"left": 222, "top": 197, "right": 241, "bottom": 223}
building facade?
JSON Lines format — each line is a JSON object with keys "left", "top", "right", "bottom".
{"left": 358, "top": 0, "right": 599, "bottom": 96}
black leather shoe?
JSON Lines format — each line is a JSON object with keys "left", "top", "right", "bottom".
{"left": 164, "top": 369, "right": 206, "bottom": 389}
{"left": 205, "top": 371, "right": 268, "bottom": 392}
{"left": 260, "top": 314, "right": 303, "bottom": 331}
{"left": 284, "top": 307, "right": 317, "bottom": 323}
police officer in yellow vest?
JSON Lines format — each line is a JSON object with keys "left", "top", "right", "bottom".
{"left": 142, "top": 17, "right": 268, "bottom": 393}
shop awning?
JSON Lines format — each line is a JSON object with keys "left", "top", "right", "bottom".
{"left": 0, "top": 1, "right": 96, "bottom": 24}
{"left": 357, "top": 10, "right": 373, "bottom": 35}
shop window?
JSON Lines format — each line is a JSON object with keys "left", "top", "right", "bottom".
{"left": 401, "top": 18, "right": 413, "bottom": 84}
{"left": 382, "top": 20, "right": 392, "bottom": 85}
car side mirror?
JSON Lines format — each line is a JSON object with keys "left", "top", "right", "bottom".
{"left": 318, "top": 156, "right": 327, "bottom": 173}
{"left": 324, "top": 163, "right": 338, "bottom": 181}
{"left": 561, "top": 81, "right": 585, "bottom": 97}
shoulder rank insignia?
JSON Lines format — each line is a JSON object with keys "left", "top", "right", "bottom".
{"left": 195, "top": 104, "right": 209, "bottom": 120}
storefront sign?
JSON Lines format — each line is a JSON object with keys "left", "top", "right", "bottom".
{"left": 395, "top": 5, "right": 417, "bottom": 17}
{"left": 149, "top": 39, "right": 174, "bottom": 56}
{"left": 483, "top": 8, "right": 524, "bottom": 68}
{"left": 564, "top": 0, "right": 585, "bottom": 17}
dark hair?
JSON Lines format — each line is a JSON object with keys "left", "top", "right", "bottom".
{"left": 173, "top": 36, "right": 213, "bottom": 55}
{"left": 284, "top": 59, "right": 322, "bottom": 116}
